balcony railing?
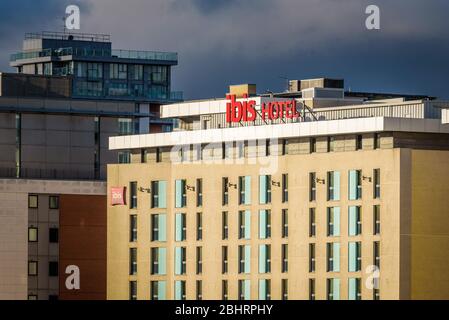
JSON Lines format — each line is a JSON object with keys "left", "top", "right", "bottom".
{"left": 11, "top": 47, "right": 178, "bottom": 63}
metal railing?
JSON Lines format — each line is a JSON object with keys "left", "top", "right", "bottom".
{"left": 11, "top": 47, "right": 178, "bottom": 62}
{"left": 25, "top": 31, "right": 111, "bottom": 42}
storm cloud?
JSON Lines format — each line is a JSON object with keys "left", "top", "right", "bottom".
{"left": 1, "top": 0, "right": 448, "bottom": 99}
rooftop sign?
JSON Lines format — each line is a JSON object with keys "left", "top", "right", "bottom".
{"left": 226, "top": 94, "right": 300, "bottom": 123}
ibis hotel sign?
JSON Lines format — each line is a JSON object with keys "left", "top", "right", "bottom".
{"left": 226, "top": 94, "right": 300, "bottom": 123}
{"left": 111, "top": 187, "right": 126, "bottom": 206}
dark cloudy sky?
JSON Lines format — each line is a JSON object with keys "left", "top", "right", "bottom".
{"left": 1, "top": 0, "right": 448, "bottom": 99}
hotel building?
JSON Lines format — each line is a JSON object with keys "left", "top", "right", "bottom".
{"left": 107, "top": 79, "right": 449, "bottom": 300}
{"left": 0, "top": 31, "right": 181, "bottom": 300}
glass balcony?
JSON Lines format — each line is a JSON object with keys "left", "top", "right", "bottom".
{"left": 10, "top": 47, "right": 178, "bottom": 63}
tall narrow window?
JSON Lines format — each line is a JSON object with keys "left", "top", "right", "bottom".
{"left": 309, "top": 243, "right": 316, "bottom": 273}
{"left": 265, "top": 139, "right": 270, "bottom": 156}
{"left": 327, "top": 207, "right": 340, "bottom": 237}
{"left": 130, "top": 215, "right": 137, "bottom": 242}
{"left": 222, "top": 211, "right": 228, "bottom": 240}
{"left": 282, "top": 174, "right": 288, "bottom": 203}
{"left": 174, "top": 247, "right": 186, "bottom": 275}
{"left": 282, "top": 279, "right": 288, "bottom": 300}
{"left": 282, "top": 139, "right": 288, "bottom": 156}
{"left": 196, "top": 280, "right": 202, "bottom": 300}
{"left": 259, "top": 279, "right": 271, "bottom": 300}
{"left": 373, "top": 205, "right": 381, "bottom": 235}
{"left": 309, "top": 279, "right": 316, "bottom": 300}
{"left": 129, "top": 248, "right": 137, "bottom": 275}
{"left": 282, "top": 244, "right": 288, "bottom": 273}
{"left": 129, "top": 281, "right": 137, "bottom": 300}
{"left": 174, "top": 280, "right": 186, "bottom": 300}
{"left": 151, "top": 248, "right": 166, "bottom": 275}
{"left": 348, "top": 170, "right": 362, "bottom": 200}
{"left": 259, "top": 210, "right": 271, "bottom": 239}
{"left": 259, "top": 244, "right": 271, "bottom": 274}
{"left": 282, "top": 209, "right": 288, "bottom": 238}
{"left": 151, "top": 214, "right": 167, "bottom": 242}
{"left": 156, "top": 147, "right": 162, "bottom": 163}
{"left": 239, "top": 210, "right": 251, "bottom": 240}
{"left": 196, "top": 212, "right": 203, "bottom": 241}
{"left": 222, "top": 246, "right": 228, "bottom": 274}
{"left": 151, "top": 181, "right": 167, "bottom": 209}
{"left": 175, "top": 179, "right": 187, "bottom": 208}
{"left": 49, "top": 196, "right": 59, "bottom": 209}
{"left": 28, "top": 227, "right": 38, "bottom": 242}
{"left": 374, "top": 241, "right": 380, "bottom": 269}
{"left": 348, "top": 206, "right": 362, "bottom": 236}
{"left": 196, "top": 247, "right": 203, "bottom": 275}
{"left": 222, "top": 177, "right": 229, "bottom": 206}
{"left": 238, "top": 280, "right": 251, "bottom": 300}
{"left": 328, "top": 136, "right": 335, "bottom": 152}
{"left": 196, "top": 179, "right": 203, "bottom": 207}
{"left": 151, "top": 281, "right": 166, "bottom": 300}
{"left": 348, "top": 278, "right": 361, "bottom": 300}
{"left": 309, "top": 172, "right": 316, "bottom": 201}
{"left": 28, "top": 195, "right": 38, "bottom": 209}
{"left": 356, "top": 135, "right": 363, "bottom": 150}
{"left": 310, "top": 137, "right": 316, "bottom": 153}
{"left": 327, "top": 171, "right": 340, "bottom": 201}
{"left": 373, "top": 169, "right": 381, "bottom": 198}
{"left": 238, "top": 245, "right": 251, "bottom": 274}
{"left": 222, "top": 280, "right": 228, "bottom": 300}
{"left": 348, "top": 242, "right": 362, "bottom": 272}
{"left": 327, "top": 278, "right": 340, "bottom": 300}
{"left": 309, "top": 208, "right": 316, "bottom": 237}
{"left": 175, "top": 213, "right": 187, "bottom": 242}
{"left": 28, "top": 261, "right": 38, "bottom": 276}
{"left": 259, "top": 175, "right": 271, "bottom": 204}
{"left": 130, "top": 182, "right": 137, "bottom": 209}
{"left": 374, "top": 133, "right": 381, "bottom": 149}
{"left": 239, "top": 176, "right": 251, "bottom": 205}
{"left": 327, "top": 242, "right": 340, "bottom": 272}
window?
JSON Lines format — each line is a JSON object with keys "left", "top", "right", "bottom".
{"left": 348, "top": 170, "right": 362, "bottom": 200}
{"left": 238, "top": 245, "right": 251, "bottom": 274}
{"left": 196, "top": 179, "right": 203, "bottom": 207}
{"left": 196, "top": 212, "right": 203, "bottom": 241}
{"left": 282, "top": 139, "right": 288, "bottom": 155}
{"left": 130, "top": 248, "right": 137, "bottom": 275}
{"left": 327, "top": 207, "right": 340, "bottom": 237}
{"left": 374, "top": 288, "right": 380, "bottom": 300}
{"left": 151, "top": 214, "right": 167, "bottom": 242}
{"left": 259, "top": 175, "right": 271, "bottom": 204}
{"left": 282, "top": 209, "right": 288, "bottom": 238}
{"left": 28, "top": 195, "right": 38, "bottom": 208}
{"left": 259, "top": 279, "right": 271, "bottom": 300}
{"left": 156, "top": 147, "right": 162, "bottom": 163}
{"left": 118, "top": 151, "right": 131, "bottom": 164}
{"left": 282, "top": 174, "right": 288, "bottom": 203}
{"left": 174, "top": 280, "right": 186, "bottom": 300}
{"left": 222, "top": 280, "right": 228, "bottom": 300}
{"left": 222, "top": 177, "right": 229, "bottom": 206}
{"left": 140, "top": 149, "right": 147, "bottom": 163}
{"left": 328, "top": 136, "right": 335, "bottom": 152}
{"left": 309, "top": 173, "right": 316, "bottom": 202}
{"left": 222, "top": 211, "right": 228, "bottom": 240}
{"left": 131, "top": 64, "right": 143, "bottom": 80}
{"left": 238, "top": 279, "right": 251, "bottom": 300}
{"left": 327, "top": 171, "right": 340, "bottom": 201}
{"left": 174, "top": 247, "right": 186, "bottom": 275}
{"left": 130, "top": 182, "right": 137, "bottom": 209}
{"left": 28, "top": 295, "right": 37, "bottom": 300}
{"left": 49, "top": 261, "right": 58, "bottom": 277}
{"left": 49, "top": 228, "right": 59, "bottom": 243}
{"left": 222, "top": 246, "right": 228, "bottom": 274}
{"left": 259, "top": 210, "right": 271, "bottom": 239}
{"left": 110, "top": 63, "right": 127, "bottom": 79}
{"left": 309, "top": 243, "right": 316, "bottom": 273}
{"left": 374, "top": 241, "right": 380, "bottom": 269}
{"left": 309, "top": 279, "right": 316, "bottom": 300}
{"left": 175, "top": 213, "right": 186, "bottom": 242}
{"left": 129, "top": 281, "right": 137, "bottom": 300}
{"left": 196, "top": 247, "right": 203, "bottom": 275}
{"left": 151, "top": 181, "right": 167, "bottom": 209}
{"left": 282, "top": 244, "right": 288, "bottom": 273}
{"left": 196, "top": 280, "right": 202, "bottom": 300}
{"left": 151, "top": 281, "right": 166, "bottom": 300}
{"left": 239, "top": 210, "right": 251, "bottom": 240}
{"left": 356, "top": 135, "right": 363, "bottom": 150}
{"left": 309, "top": 208, "right": 316, "bottom": 237}
{"left": 374, "top": 133, "right": 381, "bottom": 149}
{"left": 239, "top": 176, "right": 251, "bottom": 205}
{"left": 151, "top": 247, "right": 167, "bottom": 275}
{"left": 310, "top": 137, "right": 316, "bottom": 153}
{"left": 265, "top": 139, "right": 270, "bottom": 156}
{"left": 282, "top": 279, "right": 288, "bottom": 300}
{"left": 327, "top": 242, "right": 340, "bottom": 272}
{"left": 238, "top": 141, "right": 245, "bottom": 158}
{"left": 373, "top": 169, "right": 381, "bottom": 198}
{"left": 118, "top": 118, "right": 133, "bottom": 135}
{"left": 259, "top": 244, "right": 271, "bottom": 274}
{"left": 129, "top": 215, "right": 137, "bottom": 242}
{"left": 348, "top": 278, "right": 362, "bottom": 300}
{"left": 348, "top": 242, "right": 362, "bottom": 272}
{"left": 175, "top": 179, "right": 187, "bottom": 208}
{"left": 327, "top": 278, "right": 340, "bottom": 300}
{"left": 28, "top": 261, "right": 38, "bottom": 276}
{"left": 28, "top": 227, "right": 38, "bottom": 242}
{"left": 348, "top": 206, "right": 362, "bottom": 236}
{"left": 49, "top": 196, "right": 59, "bottom": 209}
{"left": 374, "top": 205, "right": 381, "bottom": 235}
